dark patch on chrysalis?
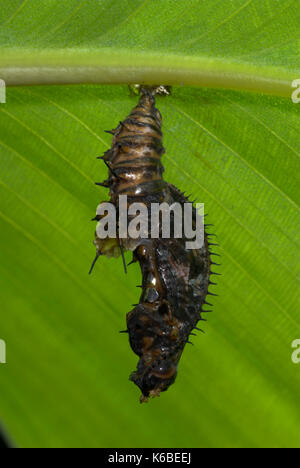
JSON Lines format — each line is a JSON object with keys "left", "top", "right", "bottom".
{"left": 91, "top": 86, "right": 217, "bottom": 403}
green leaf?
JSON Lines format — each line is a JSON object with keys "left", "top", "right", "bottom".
{"left": 0, "top": 0, "right": 299, "bottom": 449}
{"left": 0, "top": 0, "right": 299, "bottom": 95}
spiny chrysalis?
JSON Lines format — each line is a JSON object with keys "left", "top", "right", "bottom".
{"left": 91, "top": 86, "right": 219, "bottom": 403}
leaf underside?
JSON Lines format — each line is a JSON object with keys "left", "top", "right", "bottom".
{"left": 0, "top": 0, "right": 299, "bottom": 448}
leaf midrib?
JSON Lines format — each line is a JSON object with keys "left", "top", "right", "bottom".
{"left": 0, "top": 47, "right": 295, "bottom": 97}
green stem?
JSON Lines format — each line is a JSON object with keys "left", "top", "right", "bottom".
{"left": 0, "top": 48, "right": 295, "bottom": 97}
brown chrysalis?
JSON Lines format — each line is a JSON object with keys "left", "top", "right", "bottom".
{"left": 91, "top": 86, "right": 218, "bottom": 402}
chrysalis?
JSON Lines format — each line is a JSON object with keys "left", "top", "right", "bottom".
{"left": 91, "top": 86, "right": 218, "bottom": 402}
